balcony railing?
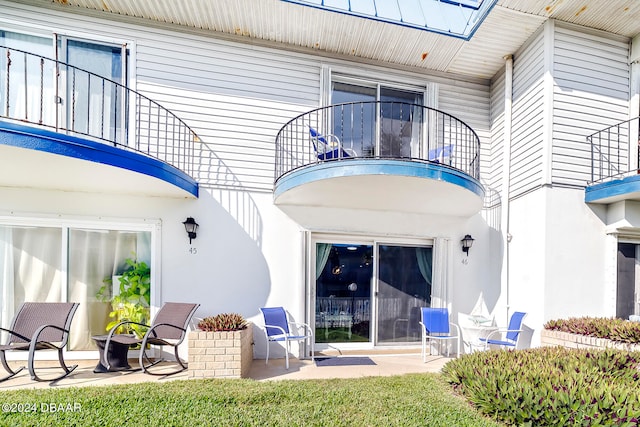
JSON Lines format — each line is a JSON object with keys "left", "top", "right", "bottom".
{"left": 589, "top": 117, "right": 640, "bottom": 183}
{"left": 275, "top": 102, "right": 480, "bottom": 183}
{"left": 1, "top": 46, "right": 197, "bottom": 177}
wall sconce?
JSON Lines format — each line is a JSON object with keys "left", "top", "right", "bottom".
{"left": 461, "top": 234, "right": 474, "bottom": 256}
{"left": 182, "top": 217, "right": 199, "bottom": 244}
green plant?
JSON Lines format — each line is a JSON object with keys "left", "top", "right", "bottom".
{"left": 545, "top": 317, "right": 640, "bottom": 344}
{"left": 197, "top": 313, "right": 247, "bottom": 331}
{"left": 97, "top": 256, "right": 151, "bottom": 338}
{"left": 443, "top": 347, "right": 640, "bottom": 426}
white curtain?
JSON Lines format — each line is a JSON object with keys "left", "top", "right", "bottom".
{"left": 67, "top": 230, "right": 142, "bottom": 350}
{"left": 0, "top": 227, "right": 14, "bottom": 343}
{"left": 0, "top": 226, "right": 62, "bottom": 343}
{"left": 431, "top": 237, "right": 451, "bottom": 309}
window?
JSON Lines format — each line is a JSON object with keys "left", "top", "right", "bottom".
{"left": 0, "top": 222, "right": 153, "bottom": 351}
{"left": 0, "top": 30, "right": 129, "bottom": 145}
{"left": 330, "top": 79, "right": 425, "bottom": 158}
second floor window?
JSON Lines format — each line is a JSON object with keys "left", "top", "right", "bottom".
{"left": 330, "top": 80, "right": 425, "bottom": 158}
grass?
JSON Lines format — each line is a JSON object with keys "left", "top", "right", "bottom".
{"left": 0, "top": 374, "right": 501, "bottom": 426}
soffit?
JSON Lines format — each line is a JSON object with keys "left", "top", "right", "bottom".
{"left": 11, "top": 0, "right": 640, "bottom": 80}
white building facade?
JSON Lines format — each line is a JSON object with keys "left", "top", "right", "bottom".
{"left": 1, "top": 0, "right": 639, "bottom": 360}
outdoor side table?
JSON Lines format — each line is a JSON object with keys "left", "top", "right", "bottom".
{"left": 91, "top": 335, "right": 134, "bottom": 373}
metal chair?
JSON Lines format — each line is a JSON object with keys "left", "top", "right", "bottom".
{"left": 0, "top": 302, "right": 79, "bottom": 382}
{"left": 419, "top": 307, "right": 460, "bottom": 361}
{"left": 103, "top": 302, "right": 199, "bottom": 375}
{"left": 260, "top": 307, "right": 314, "bottom": 369}
{"left": 309, "top": 127, "right": 356, "bottom": 160}
{"left": 480, "top": 311, "right": 527, "bottom": 350}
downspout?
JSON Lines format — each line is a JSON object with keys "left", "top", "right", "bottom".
{"left": 501, "top": 55, "right": 514, "bottom": 324}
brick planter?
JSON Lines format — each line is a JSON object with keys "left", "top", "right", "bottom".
{"left": 188, "top": 324, "right": 253, "bottom": 378}
{"left": 540, "top": 329, "right": 640, "bottom": 352}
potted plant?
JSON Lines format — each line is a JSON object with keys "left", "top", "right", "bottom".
{"left": 97, "top": 256, "right": 151, "bottom": 338}
{"left": 188, "top": 313, "right": 253, "bottom": 378}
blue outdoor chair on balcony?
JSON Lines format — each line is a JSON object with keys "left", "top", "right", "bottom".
{"left": 260, "top": 307, "right": 314, "bottom": 369}
{"left": 309, "top": 127, "right": 356, "bottom": 160}
{"left": 419, "top": 307, "right": 460, "bottom": 361}
{"left": 428, "top": 144, "right": 454, "bottom": 164}
{"left": 479, "top": 311, "right": 527, "bottom": 350}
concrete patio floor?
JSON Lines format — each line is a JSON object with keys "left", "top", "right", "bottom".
{"left": 0, "top": 351, "right": 452, "bottom": 390}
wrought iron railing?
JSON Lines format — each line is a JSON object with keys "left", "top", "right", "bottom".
{"left": 0, "top": 46, "right": 197, "bottom": 177}
{"left": 275, "top": 102, "right": 480, "bottom": 183}
{"left": 589, "top": 117, "right": 640, "bottom": 183}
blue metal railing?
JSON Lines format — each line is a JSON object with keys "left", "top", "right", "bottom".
{"left": 275, "top": 101, "right": 481, "bottom": 183}
{"left": 0, "top": 46, "right": 197, "bottom": 177}
{"left": 589, "top": 117, "right": 640, "bottom": 183}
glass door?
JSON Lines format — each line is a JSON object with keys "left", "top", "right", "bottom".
{"left": 314, "top": 241, "right": 432, "bottom": 346}
{"left": 61, "top": 38, "right": 127, "bottom": 143}
{"left": 315, "top": 243, "right": 373, "bottom": 343}
{"left": 376, "top": 244, "right": 432, "bottom": 344}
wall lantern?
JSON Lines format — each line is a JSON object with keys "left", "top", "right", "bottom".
{"left": 183, "top": 217, "right": 199, "bottom": 244}
{"left": 461, "top": 234, "right": 474, "bottom": 256}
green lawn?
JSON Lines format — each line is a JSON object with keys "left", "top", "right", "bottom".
{"left": 0, "top": 374, "right": 502, "bottom": 426}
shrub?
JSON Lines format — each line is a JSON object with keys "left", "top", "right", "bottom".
{"left": 545, "top": 317, "right": 640, "bottom": 344}
{"left": 197, "top": 313, "right": 247, "bottom": 331}
{"left": 442, "top": 347, "right": 640, "bottom": 426}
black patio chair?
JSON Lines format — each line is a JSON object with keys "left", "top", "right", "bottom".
{"left": 0, "top": 302, "right": 80, "bottom": 382}
{"left": 102, "top": 302, "right": 199, "bottom": 375}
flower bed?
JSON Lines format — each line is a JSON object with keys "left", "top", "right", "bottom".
{"left": 188, "top": 323, "right": 253, "bottom": 379}
{"left": 540, "top": 329, "right": 640, "bottom": 352}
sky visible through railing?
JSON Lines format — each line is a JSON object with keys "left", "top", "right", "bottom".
{"left": 281, "top": 0, "right": 497, "bottom": 39}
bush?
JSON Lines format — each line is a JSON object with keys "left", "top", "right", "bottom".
{"left": 545, "top": 317, "right": 640, "bottom": 344}
{"left": 197, "top": 313, "right": 247, "bottom": 331}
{"left": 442, "top": 347, "right": 640, "bottom": 426}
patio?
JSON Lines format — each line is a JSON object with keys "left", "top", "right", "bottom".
{"left": 0, "top": 352, "right": 451, "bottom": 390}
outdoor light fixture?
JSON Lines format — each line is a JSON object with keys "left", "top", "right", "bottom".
{"left": 183, "top": 217, "right": 199, "bottom": 244}
{"left": 461, "top": 234, "right": 474, "bottom": 256}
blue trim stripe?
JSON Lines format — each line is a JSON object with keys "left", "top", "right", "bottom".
{"left": 585, "top": 175, "right": 640, "bottom": 204}
{"left": 274, "top": 159, "right": 485, "bottom": 199}
{"left": 0, "top": 120, "right": 198, "bottom": 197}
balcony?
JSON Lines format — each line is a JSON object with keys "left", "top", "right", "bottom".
{"left": 274, "top": 102, "right": 484, "bottom": 231}
{"left": 585, "top": 117, "right": 640, "bottom": 205}
{"left": 0, "top": 46, "right": 198, "bottom": 198}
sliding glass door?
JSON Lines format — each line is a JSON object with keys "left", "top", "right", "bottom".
{"left": 376, "top": 244, "right": 431, "bottom": 344}
{"left": 315, "top": 243, "right": 373, "bottom": 343}
{"left": 314, "top": 240, "right": 432, "bottom": 346}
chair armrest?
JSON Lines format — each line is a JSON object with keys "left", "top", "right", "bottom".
{"left": 482, "top": 328, "right": 523, "bottom": 349}
{"left": 145, "top": 322, "right": 186, "bottom": 338}
{"left": 449, "top": 322, "right": 461, "bottom": 337}
{"left": 30, "top": 324, "right": 69, "bottom": 344}
{"left": 0, "top": 326, "right": 31, "bottom": 343}
{"left": 263, "top": 324, "right": 287, "bottom": 339}
{"left": 289, "top": 322, "right": 313, "bottom": 338}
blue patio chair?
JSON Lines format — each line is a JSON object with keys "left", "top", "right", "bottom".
{"left": 480, "top": 311, "right": 527, "bottom": 350}
{"left": 260, "top": 307, "right": 314, "bottom": 369}
{"left": 419, "top": 307, "right": 460, "bottom": 361}
{"left": 309, "top": 127, "right": 356, "bottom": 160}
{"left": 427, "top": 144, "right": 454, "bottom": 164}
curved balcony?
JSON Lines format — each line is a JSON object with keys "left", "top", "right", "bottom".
{"left": 0, "top": 46, "right": 198, "bottom": 197}
{"left": 274, "top": 102, "right": 484, "bottom": 231}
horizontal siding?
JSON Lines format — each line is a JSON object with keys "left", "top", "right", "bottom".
{"left": 510, "top": 30, "right": 545, "bottom": 197}
{"left": 551, "top": 24, "right": 630, "bottom": 187}
{"left": 488, "top": 67, "right": 505, "bottom": 202}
